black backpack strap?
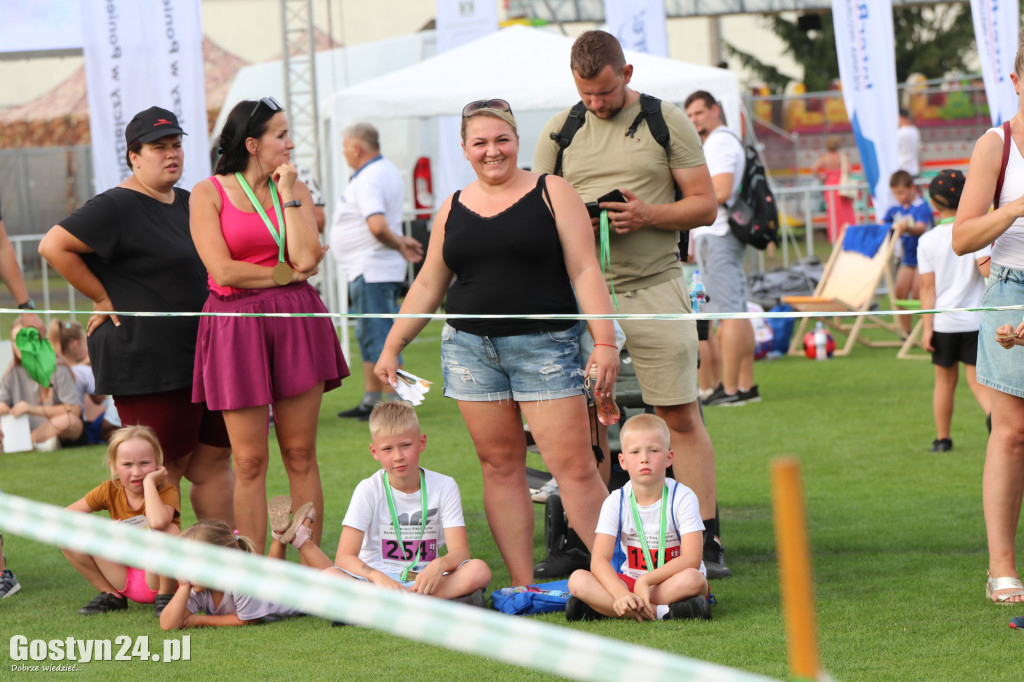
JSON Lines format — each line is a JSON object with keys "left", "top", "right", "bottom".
{"left": 633, "top": 93, "right": 671, "bottom": 158}
{"left": 549, "top": 101, "right": 588, "bottom": 177}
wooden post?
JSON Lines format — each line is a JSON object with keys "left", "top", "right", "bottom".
{"left": 771, "top": 457, "right": 820, "bottom": 681}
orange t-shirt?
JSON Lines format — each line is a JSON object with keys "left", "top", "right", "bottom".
{"left": 83, "top": 479, "right": 181, "bottom": 530}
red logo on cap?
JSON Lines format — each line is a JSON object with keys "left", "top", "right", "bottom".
{"left": 154, "top": 119, "right": 173, "bottom": 126}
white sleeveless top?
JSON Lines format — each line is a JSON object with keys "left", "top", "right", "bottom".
{"left": 991, "top": 126, "right": 1024, "bottom": 269}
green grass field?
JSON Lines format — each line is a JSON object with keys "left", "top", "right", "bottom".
{"left": 0, "top": 319, "right": 1019, "bottom": 681}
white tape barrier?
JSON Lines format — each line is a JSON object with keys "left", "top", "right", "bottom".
{"left": 3, "top": 304, "right": 1023, "bottom": 322}
{"left": 0, "top": 493, "right": 775, "bottom": 682}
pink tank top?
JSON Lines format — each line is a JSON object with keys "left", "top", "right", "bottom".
{"left": 207, "top": 176, "right": 291, "bottom": 295}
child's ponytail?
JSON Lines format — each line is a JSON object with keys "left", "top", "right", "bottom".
{"left": 181, "top": 520, "right": 257, "bottom": 554}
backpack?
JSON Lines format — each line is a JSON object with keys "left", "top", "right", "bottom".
{"left": 549, "top": 94, "right": 688, "bottom": 257}
{"left": 725, "top": 132, "right": 780, "bottom": 250}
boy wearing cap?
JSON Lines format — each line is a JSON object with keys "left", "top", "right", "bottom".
{"left": 918, "top": 169, "right": 992, "bottom": 452}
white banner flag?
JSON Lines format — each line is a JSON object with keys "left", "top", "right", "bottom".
{"left": 434, "top": 0, "right": 499, "bottom": 203}
{"left": 80, "top": 0, "right": 209, "bottom": 193}
{"left": 604, "top": 0, "right": 668, "bottom": 57}
{"left": 971, "top": 0, "right": 1020, "bottom": 127}
{"left": 832, "top": 0, "right": 899, "bottom": 220}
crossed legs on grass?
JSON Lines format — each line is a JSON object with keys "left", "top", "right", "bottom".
{"left": 458, "top": 396, "right": 607, "bottom": 587}
{"left": 983, "top": 389, "right": 1024, "bottom": 602}
{"left": 269, "top": 503, "right": 491, "bottom": 599}
{"left": 223, "top": 383, "right": 326, "bottom": 556}
{"left": 567, "top": 568, "right": 708, "bottom": 620}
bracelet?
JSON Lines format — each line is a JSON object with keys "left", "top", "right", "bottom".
{"left": 593, "top": 343, "right": 617, "bottom": 349}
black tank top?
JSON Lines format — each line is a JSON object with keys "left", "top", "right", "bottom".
{"left": 443, "top": 174, "right": 577, "bottom": 336}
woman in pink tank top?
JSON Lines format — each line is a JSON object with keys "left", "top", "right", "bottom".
{"left": 190, "top": 98, "right": 349, "bottom": 554}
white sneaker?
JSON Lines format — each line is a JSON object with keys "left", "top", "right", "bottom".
{"left": 531, "top": 478, "right": 559, "bottom": 503}
{"left": 34, "top": 436, "right": 60, "bottom": 452}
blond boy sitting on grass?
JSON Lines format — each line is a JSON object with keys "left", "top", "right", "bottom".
{"left": 566, "top": 413, "right": 711, "bottom": 621}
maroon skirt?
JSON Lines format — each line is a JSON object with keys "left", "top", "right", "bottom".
{"left": 192, "top": 282, "right": 348, "bottom": 410}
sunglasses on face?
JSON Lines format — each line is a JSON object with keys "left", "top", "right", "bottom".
{"left": 462, "top": 99, "right": 513, "bottom": 118}
{"left": 250, "top": 96, "right": 284, "bottom": 119}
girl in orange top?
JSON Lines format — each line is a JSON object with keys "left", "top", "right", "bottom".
{"left": 62, "top": 425, "right": 180, "bottom": 616}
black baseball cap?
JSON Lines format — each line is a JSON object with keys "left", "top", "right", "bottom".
{"left": 928, "top": 169, "right": 966, "bottom": 210}
{"left": 125, "top": 106, "right": 187, "bottom": 145}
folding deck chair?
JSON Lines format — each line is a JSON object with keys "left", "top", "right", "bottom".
{"left": 783, "top": 223, "right": 904, "bottom": 357}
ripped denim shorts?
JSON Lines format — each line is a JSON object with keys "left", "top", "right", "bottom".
{"left": 440, "top": 323, "right": 584, "bottom": 402}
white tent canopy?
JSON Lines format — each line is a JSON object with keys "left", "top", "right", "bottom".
{"left": 322, "top": 25, "right": 742, "bottom": 209}
{"left": 326, "top": 24, "right": 740, "bottom": 125}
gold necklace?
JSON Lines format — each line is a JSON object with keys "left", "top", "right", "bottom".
{"left": 1017, "top": 109, "right": 1023, "bottom": 131}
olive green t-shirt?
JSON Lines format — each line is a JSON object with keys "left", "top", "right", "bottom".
{"left": 534, "top": 96, "right": 706, "bottom": 291}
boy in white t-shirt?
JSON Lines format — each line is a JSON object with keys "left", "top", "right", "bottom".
{"left": 918, "top": 169, "right": 992, "bottom": 452}
{"left": 565, "top": 414, "right": 710, "bottom": 621}
{"left": 331, "top": 401, "right": 490, "bottom": 602}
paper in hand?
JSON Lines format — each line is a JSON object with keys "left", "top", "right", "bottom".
{"left": 392, "top": 369, "right": 432, "bottom": 406}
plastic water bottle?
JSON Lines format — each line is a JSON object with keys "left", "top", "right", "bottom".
{"left": 814, "top": 321, "right": 828, "bottom": 361}
{"left": 689, "top": 270, "right": 707, "bottom": 315}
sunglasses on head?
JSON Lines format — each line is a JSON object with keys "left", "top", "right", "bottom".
{"left": 250, "top": 96, "right": 284, "bottom": 119}
{"left": 462, "top": 99, "right": 513, "bottom": 118}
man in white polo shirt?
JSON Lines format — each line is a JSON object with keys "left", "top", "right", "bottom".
{"left": 331, "top": 123, "right": 423, "bottom": 420}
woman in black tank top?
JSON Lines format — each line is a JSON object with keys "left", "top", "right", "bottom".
{"left": 375, "top": 101, "right": 619, "bottom": 586}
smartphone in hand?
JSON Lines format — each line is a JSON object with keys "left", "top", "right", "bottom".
{"left": 586, "top": 189, "right": 627, "bottom": 218}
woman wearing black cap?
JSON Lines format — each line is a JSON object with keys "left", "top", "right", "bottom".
{"left": 39, "top": 107, "right": 234, "bottom": 533}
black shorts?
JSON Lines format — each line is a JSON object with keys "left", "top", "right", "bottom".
{"left": 931, "top": 330, "right": 978, "bottom": 368}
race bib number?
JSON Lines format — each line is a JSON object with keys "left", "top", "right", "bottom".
{"left": 119, "top": 515, "right": 150, "bottom": 531}
{"left": 381, "top": 538, "right": 437, "bottom": 563}
{"left": 626, "top": 544, "right": 680, "bottom": 572}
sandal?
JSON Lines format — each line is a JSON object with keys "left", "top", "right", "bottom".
{"left": 280, "top": 502, "right": 315, "bottom": 546}
{"left": 268, "top": 495, "right": 293, "bottom": 543}
{"left": 986, "top": 572, "right": 1024, "bottom": 604}
{"left": 585, "top": 365, "right": 620, "bottom": 426}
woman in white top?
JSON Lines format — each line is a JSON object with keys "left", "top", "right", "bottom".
{"left": 952, "top": 39, "right": 1024, "bottom": 605}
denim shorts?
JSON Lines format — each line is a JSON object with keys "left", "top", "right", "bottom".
{"left": 349, "top": 276, "right": 403, "bottom": 364}
{"left": 977, "top": 263, "right": 1024, "bottom": 397}
{"left": 440, "top": 323, "right": 584, "bottom": 402}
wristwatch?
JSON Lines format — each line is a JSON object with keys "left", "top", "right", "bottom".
{"left": 282, "top": 200, "right": 302, "bottom": 209}
{"left": 18, "top": 299, "right": 35, "bottom": 310}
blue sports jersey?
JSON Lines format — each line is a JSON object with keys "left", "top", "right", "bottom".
{"left": 883, "top": 197, "right": 934, "bottom": 267}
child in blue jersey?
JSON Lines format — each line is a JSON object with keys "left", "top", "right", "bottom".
{"left": 566, "top": 413, "right": 710, "bottom": 621}
{"left": 884, "top": 170, "right": 935, "bottom": 335}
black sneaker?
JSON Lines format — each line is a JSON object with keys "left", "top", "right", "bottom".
{"left": 930, "top": 438, "right": 953, "bottom": 453}
{"left": 77, "top": 592, "right": 128, "bottom": 615}
{"left": 154, "top": 593, "right": 173, "bottom": 617}
{"left": 703, "top": 536, "right": 733, "bottom": 579}
{"left": 451, "top": 588, "right": 487, "bottom": 608}
{"left": 565, "top": 596, "right": 606, "bottom": 622}
{"left": 0, "top": 569, "right": 20, "bottom": 598}
{"left": 533, "top": 548, "right": 591, "bottom": 580}
{"left": 664, "top": 595, "right": 712, "bottom": 621}
{"left": 337, "top": 403, "right": 374, "bottom": 419}
{"left": 737, "top": 385, "right": 761, "bottom": 403}
{"left": 703, "top": 386, "right": 745, "bottom": 407}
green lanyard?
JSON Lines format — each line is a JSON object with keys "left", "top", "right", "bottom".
{"left": 599, "top": 210, "right": 619, "bottom": 308}
{"left": 235, "top": 172, "right": 286, "bottom": 265}
{"left": 382, "top": 468, "right": 427, "bottom": 581}
{"left": 935, "top": 217, "right": 955, "bottom": 227}
{"left": 628, "top": 484, "right": 668, "bottom": 572}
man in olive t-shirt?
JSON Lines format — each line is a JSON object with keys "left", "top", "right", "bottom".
{"left": 534, "top": 30, "right": 731, "bottom": 578}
